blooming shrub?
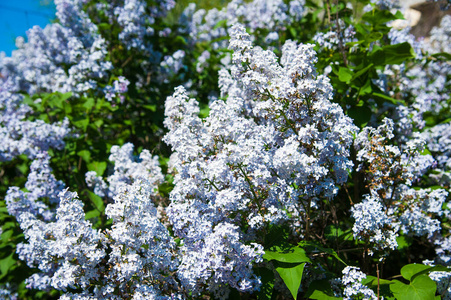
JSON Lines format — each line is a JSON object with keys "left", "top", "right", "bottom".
{"left": 0, "top": 0, "right": 450, "bottom": 299}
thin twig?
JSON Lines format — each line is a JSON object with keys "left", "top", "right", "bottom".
{"left": 377, "top": 263, "right": 380, "bottom": 300}
{"left": 335, "top": 0, "right": 348, "bottom": 66}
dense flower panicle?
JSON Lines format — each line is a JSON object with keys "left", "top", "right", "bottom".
{"left": 429, "top": 15, "right": 451, "bottom": 54}
{"left": 381, "top": 15, "right": 451, "bottom": 145}
{"left": 6, "top": 152, "right": 65, "bottom": 222}
{"left": 164, "top": 24, "right": 357, "bottom": 296}
{"left": 0, "top": 283, "right": 18, "bottom": 300}
{"left": 182, "top": 0, "right": 306, "bottom": 49}
{"left": 0, "top": 81, "right": 71, "bottom": 161}
{"left": 8, "top": 144, "right": 177, "bottom": 298}
{"left": 0, "top": 1, "right": 112, "bottom": 96}
{"left": 16, "top": 189, "right": 105, "bottom": 292}
{"left": 0, "top": 0, "right": 177, "bottom": 101}
{"left": 105, "top": 76, "right": 130, "bottom": 102}
{"left": 86, "top": 143, "right": 164, "bottom": 200}
{"left": 354, "top": 119, "right": 448, "bottom": 252}
{"left": 341, "top": 266, "right": 377, "bottom": 300}
{"left": 100, "top": 181, "right": 179, "bottom": 299}
{"left": 313, "top": 21, "right": 356, "bottom": 50}
{"left": 113, "top": 0, "right": 175, "bottom": 52}
{"left": 351, "top": 192, "right": 399, "bottom": 252}
{"left": 422, "top": 122, "right": 451, "bottom": 170}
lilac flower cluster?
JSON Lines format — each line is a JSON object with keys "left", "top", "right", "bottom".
{"left": 183, "top": 0, "right": 306, "bottom": 49}
{"left": 353, "top": 118, "right": 448, "bottom": 253}
{"left": 113, "top": 0, "right": 175, "bottom": 52}
{"left": 0, "top": 0, "right": 112, "bottom": 96}
{"left": 105, "top": 76, "right": 130, "bottom": 103}
{"left": 5, "top": 152, "right": 64, "bottom": 222}
{"left": 313, "top": 21, "right": 356, "bottom": 51}
{"left": 86, "top": 143, "right": 164, "bottom": 201}
{"left": 0, "top": 80, "right": 70, "bottom": 162}
{"left": 164, "top": 24, "right": 356, "bottom": 296}
{"left": 340, "top": 266, "right": 377, "bottom": 300}
{"left": 6, "top": 144, "right": 178, "bottom": 298}
{"left": 380, "top": 16, "right": 450, "bottom": 143}
{"left": 351, "top": 192, "right": 399, "bottom": 252}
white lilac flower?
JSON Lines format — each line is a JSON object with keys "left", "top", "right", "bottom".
{"left": 351, "top": 192, "right": 399, "bottom": 252}
{"left": 341, "top": 266, "right": 377, "bottom": 300}
{"left": 164, "top": 24, "right": 357, "bottom": 296}
{"left": 180, "top": 0, "right": 306, "bottom": 50}
{"left": 86, "top": 143, "right": 164, "bottom": 202}
{"left": 0, "top": 80, "right": 71, "bottom": 162}
{"left": 6, "top": 152, "right": 65, "bottom": 222}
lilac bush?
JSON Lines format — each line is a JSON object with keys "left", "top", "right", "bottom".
{"left": 0, "top": 0, "right": 450, "bottom": 299}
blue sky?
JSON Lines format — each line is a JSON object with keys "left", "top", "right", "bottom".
{"left": 0, "top": 0, "right": 55, "bottom": 56}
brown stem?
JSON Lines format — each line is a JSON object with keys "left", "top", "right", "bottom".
{"left": 377, "top": 263, "right": 380, "bottom": 300}
{"left": 335, "top": 0, "right": 348, "bottom": 66}
{"left": 326, "top": 0, "right": 332, "bottom": 24}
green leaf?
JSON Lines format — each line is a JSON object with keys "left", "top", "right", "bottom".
{"left": 372, "top": 42, "right": 415, "bottom": 65}
{"left": 366, "top": 32, "right": 383, "bottom": 43}
{"left": 338, "top": 67, "right": 353, "bottom": 83}
{"left": 352, "top": 63, "right": 374, "bottom": 81}
{"left": 86, "top": 190, "right": 105, "bottom": 212}
{"left": 0, "top": 253, "right": 15, "bottom": 275}
{"left": 60, "top": 92, "right": 72, "bottom": 101}
{"left": 85, "top": 209, "right": 100, "bottom": 220}
{"left": 174, "top": 35, "right": 187, "bottom": 46}
{"left": 87, "top": 161, "right": 107, "bottom": 176}
{"left": 304, "top": 279, "right": 342, "bottom": 299}
{"left": 401, "top": 264, "right": 433, "bottom": 281}
{"left": 401, "top": 264, "right": 451, "bottom": 282}
{"left": 255, "top": 267, "right": 275, "bottom": 300}
{"left": 98, "top": 23, "right": 112, "bottom": 31}
{"left": 276, "top": 263, "right": 306, "bottom": 300}
{"left": 431, "top": 52, "right": 451, "bottom": 61}
{"left": 199, "top": 105, "right": 210, "bottom": 118}
{"left": 347, "top": 105, "right": 372, "bottom": 127}
{"left": 298, "top": 241, "right": 347, "bottom": 266}
{"left": 264, "top": 246, "right": 311, "bottom": 264}
{"left": 143, "top": 104, "right": 156, "bottom": 111}
{"left": 77, "top": 150, "right": 91, "bottom": 162}
{"left": 73, "top": 117, "right": 90, "bottom": 131}
{"left": 362, "top": 9, "right": 401, "bottom": 25}
{"left": 383, "top": 42, "right": 415, "bottom": 64}
{"left": 390, "top": 274, "right": 436, "bottom": 300}
{"left": 83, "top": 97, "right": 95, "bottom": 110}
{"left": 372, "top": 92, "right": 405, "bottom": 105}
{"left": 324, "top": 225, "right": 352, "bottom": 242}
{"left": 0, "top": 229, "right": 13, "bottom": 242}
{"left": 396, "top": 235, "right": 412, "bottom": 251}
{"left": 213, "top": 19, "right": 227, "bottom": 29}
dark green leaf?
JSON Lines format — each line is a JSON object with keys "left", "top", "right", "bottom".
{"left": 264, "top": 246, "right": 311, "bottom": 264}
{"left": 86, "top": 190, "right": 105, "bottom": 212}
{"left": 366, "top": 32, "right": 383, "bottom": 43}
{"left": 276, "top": 263, "right": 306, "bottom": 300}
{"left": 390, "top": 274, "right": 436, "bottom": 300}
{"left": 255, "top": 267, "right": 275, "bottom": 300}
{"left": 143, "top": 105, "right": 156, "bottom": 111}
{"left": 77, "top": 150, "right": 91, "bottom": 162}
{"left": 431, "top": 52, "right": 451, "bottom": 61}
{"left": 87, "top": 161, "right": 107, "bottom": 176}
{"left": 213, "top": 19, "right": 227, "bottom": 29}
{"left": 402, "top": 264, "right": 451, "bottom": 281}
{"left": 83, "top": 97, "right": 95, "bottom": 110}
{"left": 372, "top": 92, "right": 405, "bottom": 105}
{"left": 304, "top": 279, "right": 341, "bottom": 299}
{"left": 338, "top": 67, "right": 353, "bottom": 83}
{"left": 0, "top": 253, "right": 15, "bottom": 275}
{"left": 347, "top": 105, "right": 372, "bottom": 127}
